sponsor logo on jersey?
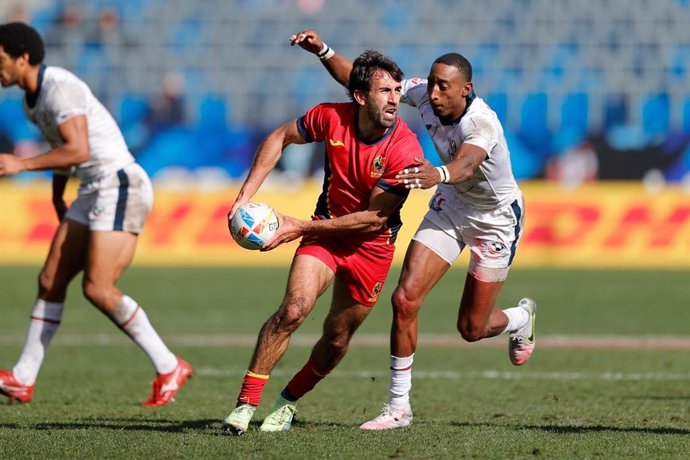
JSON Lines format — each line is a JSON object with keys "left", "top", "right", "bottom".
{"left": 371, "top": 155, "right": 384, "bottom": 178}
{"left": 368, "top": 281, "right": 383, "bottom": 303}
{"left": 329, "top": 138, "right": 345, "bottom": 147}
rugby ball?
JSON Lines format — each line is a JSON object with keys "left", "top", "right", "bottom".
{"left": 229, "top": 202, "right": 279, "bottom": 250}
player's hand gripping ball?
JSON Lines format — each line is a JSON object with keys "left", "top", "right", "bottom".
{"left": 229, "top": 202, "right": 280, "bottom": 250}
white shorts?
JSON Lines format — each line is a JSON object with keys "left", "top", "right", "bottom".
{"left": 65, "top": 163, "right": 153, "bottom": 234}
{"left": 411, "top": 185, "right": 525, "bottom": 282}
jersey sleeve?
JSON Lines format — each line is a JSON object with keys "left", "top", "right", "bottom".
{"left": 376, "top": 130, "right": 423, "bottom": 196}
{"left": 401, "top": 78, "right": 428, "bottom": 108}
{"left": 45, "top": 79, "right": 88, "bottom": 126}
{"left": 296, "top": 103, "right": 331, "bottom": 143}
{"left": 461, "top": 114, "right": 499, "bottom": 156}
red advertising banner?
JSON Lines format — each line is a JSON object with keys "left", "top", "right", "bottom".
{"left": 2, "top": 181, "right": 690, "bottom": 268}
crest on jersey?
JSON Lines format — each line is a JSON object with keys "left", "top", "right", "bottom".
{"left": 449, "top": 139, "right": 457, "bottom": 155}
{"left": 371, "top": 155, "right": 384, "bottom": 178}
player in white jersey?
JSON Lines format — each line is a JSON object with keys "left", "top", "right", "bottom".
{"left": 291, "top": 30, "right": 536, "bottom": 429}
{"left": 0, "top": 22, "right": 192, "bottom": 406}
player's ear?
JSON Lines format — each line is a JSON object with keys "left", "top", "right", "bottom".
{"left": 353, "top": 89, "right": 367, "bottom": 106}
{"left": 462, "top": 82, "right": 473, "bottom": 98}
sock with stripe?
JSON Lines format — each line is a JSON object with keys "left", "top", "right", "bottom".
{"left": 283, "top": 356, "right": 332, "bottom": 402}
{"left": 13, "top": 299, "right": 64, "bottom": 385}
{"left": 389, "top": 354, "right": 414, "bottom": 410}
{"left": 112, "top": 295, "right": 178, "bottom": 374}
{"left": 237, "top": 371, "right": 269, "bottom": 406}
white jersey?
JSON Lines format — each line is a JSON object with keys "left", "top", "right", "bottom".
{"left": 23, "top": 66, "right": 134, "bottom": 183}
{"left": 401, "top": 78, "right": 519, "bottom": 209}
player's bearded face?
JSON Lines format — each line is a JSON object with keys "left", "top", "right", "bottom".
{"left": 366, "top": 71, "right": 401, "bottom": 129}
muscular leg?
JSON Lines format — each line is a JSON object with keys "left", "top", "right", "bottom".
{"left": 310, "top": 276, "right": 372, "bottom": 371}
{"left": 10, "top": 219, "right": 88, "bottom": 388}
{"left": 456, "top": 274, "right": 508, "bottom": 342}
{"left": 38, "top": 218, "right": 89, "bottom": 301}
{"left": 391, "top": 241, "right": 451, "bottom": 356}
{"left": 83, "top": 230, "right": 177, "bottom": 375}
{"left": 82, "top": 230, "right": 137, "bottom": 313}
{"left": 248, "top": 254, "right": 335, "bottom": 374}
{"left": 280, "top": 276, "right": 372, "bottom": 403}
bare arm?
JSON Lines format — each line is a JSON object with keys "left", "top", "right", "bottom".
{"left": 396, "top": 143, "right": 488, "bottom": 190}
{"left": 228, "top": 119, "right": 307, "bottom": 219}
{"left": 262, "top": 186, "right": 406, "bottom": 251}
{"left": 0, "top": 115, "right": 89, "bottom": 176}
{"left": 290, "top": 29, "right": 353, "bottom": 87}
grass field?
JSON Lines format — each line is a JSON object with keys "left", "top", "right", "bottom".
{"left": 1, "top": 265, "right": 690, "bottom": 459}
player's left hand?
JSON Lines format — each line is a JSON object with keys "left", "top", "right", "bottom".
{"left": 260, "top": 211, "right": 304, "bottom": 251}
{"left": 289, "top": 29, "right": 323, "bottom": 54}
{"left": 0, "top": 154, "right": 26, "bottom": 176}
{"left": 396, "top": 157, "right": 441, "bottom": 189}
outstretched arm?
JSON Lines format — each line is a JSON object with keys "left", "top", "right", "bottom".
{"left": 396, "top": 143, "right": 488, "bottom": 190}
{"left": 290, "top": 29, "right": 353, "bottom": 87}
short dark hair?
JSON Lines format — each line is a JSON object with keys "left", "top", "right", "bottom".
{"left": 0, "top": 22, "right": 45, "bottom": 65}
{"left": 348, "top": 50, "right": 404, "bottom": 101}
{"left": 434, "top": 53, "right": 472, "bottom": 82}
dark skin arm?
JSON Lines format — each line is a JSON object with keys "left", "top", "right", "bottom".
{"left": 396, "top": 143, "right": 488, "bottom": 189}
{"left": 0, "top": 115, "right": 89, "bottom": 175}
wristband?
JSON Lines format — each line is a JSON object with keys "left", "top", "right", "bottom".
{"left": 436, "top": 165, "right": 450, "bottom": 183}
{"left": 316, "top": 42, "right": 335, "bottom": 60}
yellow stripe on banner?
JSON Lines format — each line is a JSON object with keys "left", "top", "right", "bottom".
{"left": 3, "top": 180, "right": 690, "bottom": 268}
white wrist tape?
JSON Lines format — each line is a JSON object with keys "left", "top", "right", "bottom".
{"left": 436, "top": 165, "right": 450, "bottom": 183}
{"left": 316, "top": 42, "right": 335, "bottom": 60}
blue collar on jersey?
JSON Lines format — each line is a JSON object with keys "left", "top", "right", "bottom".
{"left": 26, "top": 64, "right": 46, "bottom": 109}
{"left": 440, "top": 90, "right": 476, "bottom": 126}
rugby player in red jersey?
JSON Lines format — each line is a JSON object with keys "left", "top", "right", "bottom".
{"left": 222, "top": 50, "right": 423, "bottom": 435}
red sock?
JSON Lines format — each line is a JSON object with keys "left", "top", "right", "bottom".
{"left": 237, "top": 371, "right": 269, "bottom": 407}
{"left": 285, "top": 357, "right": 332, "bottom": 401}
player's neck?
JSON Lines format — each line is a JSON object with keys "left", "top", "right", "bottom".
{"left": 20, "top": 65, "right": 41, "bottom": 95}
{"left": 357, "top": 113, "right": 391, "bottom": 141}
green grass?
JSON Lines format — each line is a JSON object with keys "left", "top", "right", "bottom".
{"left": 2, "top": 266, "right": 690, "bottom": 459}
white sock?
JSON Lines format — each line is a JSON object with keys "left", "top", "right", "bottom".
{"left": 389, "top": 354, "right": 414, "bottom": 410}
{"left": 13, "top": 299, "right": 64, "bottom": 385}
{"left": 112, "top": 295, "right": 178, "bottom": 374}
{"left": 503, "top": 305, "right": 530, "bottom": 333}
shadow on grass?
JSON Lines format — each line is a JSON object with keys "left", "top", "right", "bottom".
{"left": 451, "top": 421, "right": 690, "bottom": 435}
{"left": 0, "top": 417, "right": 352, "bottom": 434}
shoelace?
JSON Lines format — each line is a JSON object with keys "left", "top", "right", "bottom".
{"left": 275, "top": 405, "right": 296, "bottom": 424}
{"left": 374, "top": 404, "right": 396, "bottom": 420}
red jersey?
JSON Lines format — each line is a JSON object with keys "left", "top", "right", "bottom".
{"left": 297, "top": 102, "right": 421, "bottom": 244}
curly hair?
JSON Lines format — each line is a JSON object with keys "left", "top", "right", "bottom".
{"left": 0, "top": 22, "right": 45, "bottom": 65}
{"left": 347, "top": 50, "right": 404, "bottom": 101}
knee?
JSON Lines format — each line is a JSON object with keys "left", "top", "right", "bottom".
{"left": 321, "top": 330, "right": 350, "bottom": 357}
{"left": 82, "top": 279, "right": 107, "bottom": 307}
{"left": 391, "top": 286, "right": 421, "bottom": 324}
{"left": 272, "top": 297, "right": 309, "bottom": 333}
{"left": 457, "top": 318, "right": 487, "bottom": 343}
